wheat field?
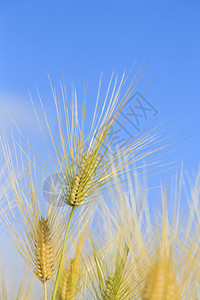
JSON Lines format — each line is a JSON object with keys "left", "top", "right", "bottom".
{"left": 0, "top": 70, "right": 199, "bottom": 300}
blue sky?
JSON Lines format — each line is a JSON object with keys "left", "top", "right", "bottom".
{"left": 0, "top": 0, "right": 200, "bottom": 281}
{"left": 1, "top": 0, "right": 200, "bottom": 174}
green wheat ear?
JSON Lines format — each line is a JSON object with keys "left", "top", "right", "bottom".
{"left": 85, "top": 192, "right": 132, "bottom": 300}
{"left": 102, "top": 275, "right": 120, "bottom": 300}
{"left": 87, "top": 234, "right": 130, "bottom": 300}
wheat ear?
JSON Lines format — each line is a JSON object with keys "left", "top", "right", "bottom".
{"left": 33, "top": 216, "right": 56, "bottom": 300}
{"left": 58, "top": 229, "right": 84, "bottom": 299}
{"left": 57, "top": 258, "right": 80, "bottom": 300}
{"left": 34, "top": 217, "right": 55, "bottom": 283}
{"left": 142, "top": 259, "right": 179, "bottom": 300}
{"left": 0, "top": 136, "right": 70, "bottom": 300}
{"left": 66, "top": 152, "right": 98, "bottom": 207}
{"left": 103, "top": 275, "right": 120, "bottom": 300}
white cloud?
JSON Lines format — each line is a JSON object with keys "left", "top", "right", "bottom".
{"left": 0, "top": 93, "right": 44, "bottom": 134}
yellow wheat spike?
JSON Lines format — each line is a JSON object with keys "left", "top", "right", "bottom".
{"left": 142, "top": 259, "right": 179, "bottom": 300}
{"left": 66, "top": 152, "right": 98, "bottom": 207}
{"left": 126, "top": 168, "right": 200, "bottom": 300}
{"left": 57, "top": 223, "right": 86, "bottom": 299}
{"left": 61, "top": 257, "right": 81, "bottom": 300}
{"left": 34, "top": 217, "right": 55, "bottom": 283}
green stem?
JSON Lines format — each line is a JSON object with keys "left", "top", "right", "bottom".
{"left": 44, "top": 281, "right": 47, "bottom": 300}
{"left": 51, "top": 206, "right": 75, "bottom": 300}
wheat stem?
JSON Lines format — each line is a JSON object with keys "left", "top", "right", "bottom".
{"left": 51, "top": 206, "right": 75, "bottom": 300}
{"left": 44, "top": 282, "right": 47, "bottom": 300}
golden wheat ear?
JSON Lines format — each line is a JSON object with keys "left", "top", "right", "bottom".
{"left": 34, "top": 217, "right": 56, "bottom": 283}
{"left": 140, "top": 192, "right": 180, "bottom": 300}
{"left": 142, "top": 259, "right": 179, "bottom": 300}
{"left": 56, "top": 222, "right": 86, "bottom": 300}
{"left": 65, "top": 152, "right": 99, "bottom": 207}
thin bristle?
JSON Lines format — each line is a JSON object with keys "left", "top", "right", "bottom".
{"left": 0, "top": 268, "right": 34, "bottom": 300}
{"left": 34, "top": 217, "right": 55, "bottom": 283}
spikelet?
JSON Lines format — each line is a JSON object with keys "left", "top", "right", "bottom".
{"left": 66, "top": 152, "right": 98, "bottom": 207}
{"left": 103, "top": 275, "right": 120, "bottom": 300}
{"left": 142, "top": 259, "right": 179, "bottom": 300}
{"left": 34, "top": 217, "right": 55, "bottom": 283}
